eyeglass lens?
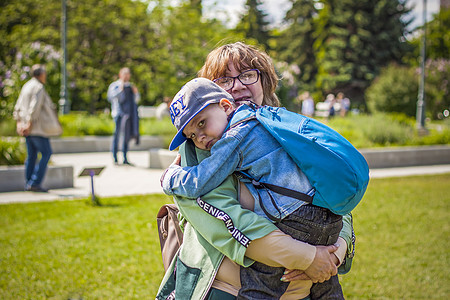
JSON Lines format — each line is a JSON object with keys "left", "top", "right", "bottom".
{"left": 214, "top": 69, "right": 259, "bottom": 90}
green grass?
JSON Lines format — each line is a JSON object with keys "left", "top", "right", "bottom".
{"left": 0, "top": 194, "right": 171, "bottom": 299}
{"left": 0, "top": 174, "right": 449, "bottom": 299}
{"left": 340, "top": 174, "right": 450, "bottom": 299}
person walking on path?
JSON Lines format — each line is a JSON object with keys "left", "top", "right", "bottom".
{"left": 13, "top": 64, "right": 60, "bottom": 192}
{"left": 107, "top": 67, "right": 140, "bottom": 165}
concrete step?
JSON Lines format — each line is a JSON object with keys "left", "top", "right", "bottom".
{"left": 0, "top": 165, "right": 74, "bottom": 192}
{"left": 362, "top": 145, "right": 450, "bottom": 168}
{"left": 148, "top": 145, "right": 450, "bottom": 169}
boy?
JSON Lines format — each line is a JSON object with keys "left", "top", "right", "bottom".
{"left": 162, "top": 78, "right": 344, "bottom": 299}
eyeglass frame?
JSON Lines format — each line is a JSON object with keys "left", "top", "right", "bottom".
{"left": 213, "top": 69, "right": 261, "bottom": 91}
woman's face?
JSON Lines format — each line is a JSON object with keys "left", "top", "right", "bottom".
{"left": 224, "top": 62, "right": 264, "bottom": 106}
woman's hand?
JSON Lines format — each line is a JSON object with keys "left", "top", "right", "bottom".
{"left": 281, "top": 269, "right": 310, "bottom": 282}
{"left": 303, "top": 244, "right": 338, "bottom": 283}
{"left": 281, "top": 245, "right": 342, "bottom": 282}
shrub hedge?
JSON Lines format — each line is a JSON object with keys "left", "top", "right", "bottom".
{"left": 0, "top": 113, "right": 448, "bottom": 166}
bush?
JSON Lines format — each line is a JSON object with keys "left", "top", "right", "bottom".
{"left": 366, "top": 60, "right": 450, "bottom": 120}
{"left": 327, "top": 112, "right": 449, "bottom": 148}
{"left": 361, "top": 114, "right": 414, "bottom": 145}
{"left": 0, "top": 137, "right": 26, "bottom": 166}
{"left": 0, "top": 118, "right": 17, "bottom": 136}
{"left": 59, "top": 113, "right": 114, "bottom": 136}
{"left": 0, "top": 42, "right": 61, "bottom": 120}
{"left": 425, "top": 59, "right": 450, "bottom": 119}
{"left": 365, "top": 64, "right": 418, "bottom": 117}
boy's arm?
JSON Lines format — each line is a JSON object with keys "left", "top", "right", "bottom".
{"left": 161, "top": 135, "right": 241, "bottom": 199}
{"left": 173, "top": 142, "right": 277, "bottom": 266}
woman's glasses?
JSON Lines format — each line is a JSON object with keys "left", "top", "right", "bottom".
{"left": 213, "top": 69, "right": 260, "bottom": 91}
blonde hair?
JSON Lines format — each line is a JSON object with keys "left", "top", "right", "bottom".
{"left": 198, "top": 42, "right": 280, "bottom": 107}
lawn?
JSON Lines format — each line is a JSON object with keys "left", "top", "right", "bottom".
{"left": 0, "top": 174, "right": 449, "bottom": 299}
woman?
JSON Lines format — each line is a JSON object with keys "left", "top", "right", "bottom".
{"left": 156, "top": 42, "right": 354, "bottom": 300}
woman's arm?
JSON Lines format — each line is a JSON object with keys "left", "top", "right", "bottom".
{"left": 174, "top": 142, "right": 338, "bottom": 282}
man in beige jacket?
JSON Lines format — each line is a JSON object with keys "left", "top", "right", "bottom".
{"left": 13, "top": 65, "right": 55, "bottom": 192}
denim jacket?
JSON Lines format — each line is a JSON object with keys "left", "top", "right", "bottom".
{"left": 162, "top": 105, "right": 315, "bottom": 220}
{"left": 157, "top": 143, "right": 354, "bottom": 300}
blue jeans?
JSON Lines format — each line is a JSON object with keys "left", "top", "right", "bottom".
{"left": 112, "top": 115, "right": 130, "bottom": 163}
{"left": 239, "top": 204, "right": 344, "bottom": 300}
{"left": 25, "top": 136, "right": 52, "bottom": 188}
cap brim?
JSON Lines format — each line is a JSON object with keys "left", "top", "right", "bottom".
{"left": 168, "top": 102, "right": 215, "bottom": 151}
{"left": 169, "top": 130, "right": 187, "bottom": 151}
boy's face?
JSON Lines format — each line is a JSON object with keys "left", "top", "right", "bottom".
{"left": 182, "top": 99, "right": 234, "bottom": 150}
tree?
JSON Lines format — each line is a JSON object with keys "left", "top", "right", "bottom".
{"left": 0, "top": 0, "right": 60, "bottom": 65}
{"left": 235, "top": 0, "right": 271, "bottom": 49}
{"left": 276, "top": 0, "right": 318, "bottom": 94}
{"left": 0, "top": 0, "right": 237, "bottom": 116}
{"left": 314, "top": 0, "right": 413, "bottom": 106}
{"left": 147, "top": 1, "right": 240, "bottom": 103}
{"left": 409, "top": 7, "right": 450, "bottom": 62}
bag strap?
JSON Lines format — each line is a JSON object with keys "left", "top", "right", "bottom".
{"left": 235, "top": 172, "right": 313, "bottom": 223}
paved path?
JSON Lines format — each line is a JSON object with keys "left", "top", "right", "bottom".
{"left": 1, "top": 151, "right": 449, "bottom": 204}
{"left": 0, "top": 151, "right": 164, "bottom": 204}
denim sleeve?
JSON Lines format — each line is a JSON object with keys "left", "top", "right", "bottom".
{"left": 173, "top": 142, "right": 278, "bottom": 267}
{"left": 162, "top": 135, "right": 242, "bottom": 198}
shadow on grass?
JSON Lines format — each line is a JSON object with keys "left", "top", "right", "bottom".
{"left": 84, "top": 197, "right": 123, "bottom": 208}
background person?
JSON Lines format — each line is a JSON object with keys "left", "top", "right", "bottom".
{"left": 107, "top": 67, "right": 140, "bottom": 165}
{"left": 300, "top": 91, "right": 315, "bottom": 117}
{"left": 13, "top": 64, "right": 55, "bottom": 192}
{"left": 337, "top": 92, "right": 351, "bottom": 117}
{"left": 325, "top": 93, "right": 337, "bottom": 119}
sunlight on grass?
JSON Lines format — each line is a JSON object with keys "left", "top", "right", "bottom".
{"left": 340, "top": 174, "right": 450, "bottom": 299}
{"left": 0, "top": 175, "right": 449, "bottom": 299}
{"left": 0, "top": 194, "right": 171, "bottom": 299}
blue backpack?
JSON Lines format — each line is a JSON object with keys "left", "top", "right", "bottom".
{"left": 232, "top": 104, "right": 370, "bottom": 216}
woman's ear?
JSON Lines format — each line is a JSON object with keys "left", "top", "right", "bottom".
{"left": 219, "top": 98, "right": 235, "bottom": 115}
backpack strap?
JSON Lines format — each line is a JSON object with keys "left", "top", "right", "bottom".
{"left": 235, "top": 172, "right": 314, "bottom": 223}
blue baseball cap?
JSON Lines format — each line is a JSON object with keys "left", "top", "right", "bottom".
{"left": 168, "top": 78, "right": 234, "bottom": 151}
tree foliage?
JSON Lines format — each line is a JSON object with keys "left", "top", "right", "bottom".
{"left": 235, "top": 0, "right": 271, "bottom": 50}
{"left": 276, "top": 0, "right": 318, "bottom": 93}
{"left": 0, "top": 0, "right": 445, "bottom": 119}
{"left": 0, "top": 0, "right": 240, "bottom": 117}
{"left": 408, "top": 7, "right": 450, "bottom": 63}
{"left": 366, "top": 59, "right": 449, "bottom": 119}
{"left": 366, "top": 63, "right": 418, "bottom": 117}
{"left": 314, "top": 0, "right": 413, "bottom": 105}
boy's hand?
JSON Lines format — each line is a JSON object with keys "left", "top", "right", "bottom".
{"left": 304, "top": 244, "right": 338, "bottom": 283}
{"left": 171, "top": 154, "right": 181, "bottom": 166}
{"left": 160, "top": 154, "right": 181, "bottom": 187}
